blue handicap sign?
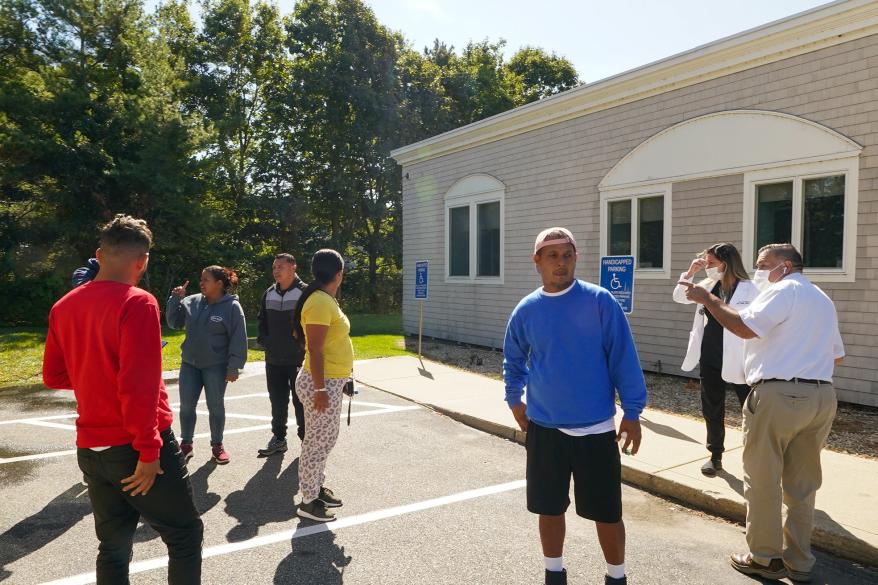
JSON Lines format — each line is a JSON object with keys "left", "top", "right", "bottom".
{"left": 415, "top": 261, "right": 429, "bottom": 300}
{"left": 600, "top": 256, "right": 634, "bottom": 314}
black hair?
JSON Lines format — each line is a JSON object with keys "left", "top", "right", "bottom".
{"left": 203, "top": 265, "right": 239, "bottom": 294}
{"left": 758, "top": 243, "right": 804, "bottom": 270}
{"left": 274, "top": 253, "right": 296, "bottom": 265}
{"left": 292, "top": 249, "right": 344, "bottom": 348}
{"left": 100, "top": 214, "right": 152, "bottom": 255}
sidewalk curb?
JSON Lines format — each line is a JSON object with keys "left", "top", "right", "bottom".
{"left": 359, "top": 379, "right": 878, "bottom": 569}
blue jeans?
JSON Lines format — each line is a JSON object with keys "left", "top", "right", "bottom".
{"left": 178, "top": 362, "right": 228, "bottom": 445}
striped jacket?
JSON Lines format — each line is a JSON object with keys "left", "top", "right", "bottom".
{"left": 257, "top": 278, "right": 307, "bottom": 366}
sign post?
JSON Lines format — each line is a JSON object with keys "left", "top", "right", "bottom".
{"left": 599, "top": 255, "right": 635, "bottom": 314}
{"left": 414, "top": 260, "right": 429, "bottom": 359}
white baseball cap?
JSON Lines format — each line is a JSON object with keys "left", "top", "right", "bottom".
{"left": 534, "top": 227, "right": 577, "bottom": 255}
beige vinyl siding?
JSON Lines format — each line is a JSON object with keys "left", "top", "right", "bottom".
{"left": 401, "top": 33, "right": 878, "bottom": 406}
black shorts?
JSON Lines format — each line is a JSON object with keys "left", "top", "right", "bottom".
{"left": 525, "top": 422, "right": 622, "bottom": 523}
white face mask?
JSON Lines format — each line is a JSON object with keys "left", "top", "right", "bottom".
{"left": 753, "top": 263, "right": 786, "bottom": 291}
{"left": 705, "top": 266, "right": 724, "bottom": 281}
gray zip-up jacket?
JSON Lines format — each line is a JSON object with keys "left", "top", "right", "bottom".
{"left": 166, "top": 293, "right": 247, "bottom": 376}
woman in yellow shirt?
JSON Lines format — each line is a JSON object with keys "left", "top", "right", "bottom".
{"left": 291, "top": 249, "right": 354, "bottom": 522}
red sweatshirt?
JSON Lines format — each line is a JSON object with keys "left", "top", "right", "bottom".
{"left": 42, "top": 280, "right": 173, "bottom": 462}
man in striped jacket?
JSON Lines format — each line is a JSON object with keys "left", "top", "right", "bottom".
{"left": 257, "top": 253, "right": 308, "bottom": 456}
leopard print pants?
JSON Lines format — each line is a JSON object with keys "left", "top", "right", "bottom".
{"left": 295, "top": 368, "right": 346, "bottom": 502}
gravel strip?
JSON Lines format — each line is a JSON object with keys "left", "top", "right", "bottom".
{"left": 404, "top": 336, "right": 877, "bottom": 461}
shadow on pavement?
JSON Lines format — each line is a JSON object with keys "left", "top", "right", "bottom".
{"left": 273, "top": 529, "right": 351, "bottom": 585}
{"left": 716, "top": 469, "right": 744, "bottom": 496}
{"left": 640, "top": 415, "right": 700, "bottom": 444}
{"left": 135, "top": 459, "right": 221, "bottom": 543}
{"left": 225, "top": 453, "right": 300, "bottom": 542}
{"left": 0, "top": 483, "right": 91, "bottom": 579}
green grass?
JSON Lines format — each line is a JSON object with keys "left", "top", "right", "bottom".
{"left": 159, "top": 322, "right": 265, "bottom": 373}
{"left": 349, "top": 313, "right": 410, "bottom": 360}
{"left": 0, "top": 327, "right": 47, "bottom": 388}
{"left": 0, "top": 313, "right": 409, "bottom": 390}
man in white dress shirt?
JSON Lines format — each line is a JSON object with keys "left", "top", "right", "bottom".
{"left": 681, "top": 243, "right": 844, "bottom": 583}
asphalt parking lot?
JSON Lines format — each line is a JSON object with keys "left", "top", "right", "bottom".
{"left": 0, "top": 372, "right": 875, "bottom": 584}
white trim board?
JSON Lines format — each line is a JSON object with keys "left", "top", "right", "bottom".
{"left": 599, "top": 110, "right": 863, "bottom": 191}
{"left": 391, "top": 0, "right": 878, "bottom": 166}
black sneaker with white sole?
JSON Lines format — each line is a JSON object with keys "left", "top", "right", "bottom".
{"left": 257, "top": 436, "right": 288, "bottom": 457}
{"left": 318, "top": 486, "right": 342, "bottom": 508}
{"left": 297, "top": 499, "right": 336, "bottom": 522}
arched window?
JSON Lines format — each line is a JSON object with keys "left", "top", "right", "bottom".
{"left": 600, "top": 110, "right": 861, "bottom": 281}
{"left": 444, "top": 174, "right": 505, "bottom": 283}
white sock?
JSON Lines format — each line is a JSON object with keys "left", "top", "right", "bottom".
{"left": 607, "top": 562, "right": 625, "bottom": 579}
{"left": 544, "top": 556, "right": 564, "bottom": 572}
{"left": 301, "top": 497, "right": 315, "bottom": 505}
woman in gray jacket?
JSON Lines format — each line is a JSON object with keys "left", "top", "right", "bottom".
{"left": 167, "top": 266, "right": 247, "bottom": 464}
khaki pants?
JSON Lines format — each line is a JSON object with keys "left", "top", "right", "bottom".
{"left": 742, "top": 380, "right": 836, "bottom": 572}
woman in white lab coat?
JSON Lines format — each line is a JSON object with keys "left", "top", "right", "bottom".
{"left": 673, "top": 243, "right": 759, "bottom": 477}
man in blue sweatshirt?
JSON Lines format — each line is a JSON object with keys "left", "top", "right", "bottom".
{"left": 504, "top": 227, "right": 647, "bottom": 585}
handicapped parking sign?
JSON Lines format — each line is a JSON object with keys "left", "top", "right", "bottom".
{"left": 600, "top": 256, "right": 634, "bottom": 314}
{"left": 415, "top": 260, "right": 429, "bottom": 300}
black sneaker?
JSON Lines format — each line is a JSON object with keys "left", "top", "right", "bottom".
{"left": 318, "top": 486, "right": 342, "bottom": 508}
{"left": 605, "top": 576, "right": 627, "bottom": 585}
{"left": 701, "top": 458, "right": 722, "bottom": 477}
{"left": 545, "top": 568, "right": 567, "bottom": 585}
{"left": 297, "top": 499, "right": 336, "bottom": 522}
{"left": 258, "top": 436, "right": 288, "bottom": 457}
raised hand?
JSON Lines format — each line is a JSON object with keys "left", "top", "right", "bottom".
{"left": 686, "top": 258, "right": 707, "bottom": 278}
{"left": 172, "top": 280, "right": 189, "bottom": 298}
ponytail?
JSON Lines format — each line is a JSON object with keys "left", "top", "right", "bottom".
{"left": 203, "top": 265, "right": 238, "bottom": 294}
{"left": 292, "top": 249, "right": 344, "bottom": 348}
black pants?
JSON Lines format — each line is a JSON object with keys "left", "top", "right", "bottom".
{"left": 77, "top": 428, "right": 203, "bottom": 585}
{"left": 700, "top": 362, "right": 750, "bottom": 458}
{"left": 266, "top": 363, "right": 305, "bottom": 441}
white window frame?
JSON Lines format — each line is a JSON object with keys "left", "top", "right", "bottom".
{"left": 599, "top": 183, "right": 672, "bottom": 280}
{"left": 444, "top": 182, "right": 505, "bottom": 284}
{"left": 743, "top": 156, "right": 858, "bottom": 282}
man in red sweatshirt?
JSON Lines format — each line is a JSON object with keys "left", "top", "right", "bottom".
{"left": 43, "top": 215, "right": 203, "bottom": 584}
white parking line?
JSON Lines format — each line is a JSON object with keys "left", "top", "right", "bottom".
{"left": 0, "top": 394, "right": 271, "bottom": 427}
{"left": 0, "top": 413, "right": 78, "bottom": 426}
{"left": 38, "top": 479, "right": 526, "bottom": 585}
{"left": 0, "top": 404, "right": 420, "bottom": 464}
{"left": 18, "top": 420, "right": 78, "bottom": 431}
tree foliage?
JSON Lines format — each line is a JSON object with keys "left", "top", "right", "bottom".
{"left": 0, "top": 0, "right": 579, "bottom": 323}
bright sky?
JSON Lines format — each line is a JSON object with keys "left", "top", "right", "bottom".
{"left": 146, "top": 0, "right": 834, "bottom": 83}
{"left": 273, "top": 0, "right": 832, "bottom": 82}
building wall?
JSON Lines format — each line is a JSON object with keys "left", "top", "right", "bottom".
{"left": 401, "top": 34, "right": 878, "bottom": 405}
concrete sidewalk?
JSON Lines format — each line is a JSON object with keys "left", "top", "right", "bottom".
{"left": 354, "top": 355, "right": 878, "bottom": 568}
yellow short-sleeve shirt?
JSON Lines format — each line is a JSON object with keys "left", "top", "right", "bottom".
{"left": 301, "top": 290, "right": 354, "bottom": 378}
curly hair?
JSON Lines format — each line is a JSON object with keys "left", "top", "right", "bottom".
{"left": 99, "top": 214, "right": 152, "bottom": 255}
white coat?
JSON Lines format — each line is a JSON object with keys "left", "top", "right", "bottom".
{"left": 672, "top": 272, "right": 760, "bottom": 385}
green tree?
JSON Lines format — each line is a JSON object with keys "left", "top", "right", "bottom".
{"left": 506, "top": 46, "right": 579, "bottom": 105}
{"left": 0, "top": 0, "right": 212, "bottom": 322}
{"left": 285, "top": 0, "right": 405, "bottom": 305}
